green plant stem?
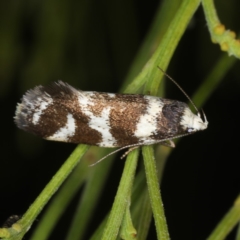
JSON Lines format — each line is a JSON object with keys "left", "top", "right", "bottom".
{"left": 142, "top": 146, "right": 170, "bottom": 240}
{"left": 122, "top": 2, "right": 201, "bottom": 239}
{"left": 124, "top": 0, "right": 201, "bottom": 95}
{"left": 144, "top": 0, "right": 201, "bottom": 95}
{"left": 201, "top": 0, "right": 220, "bottom": 25}
{"left": 29, "top": 155, "right": 89, "bottom": 240}
{"left": 0, "top": 145, "right": 89, "bottom": 239}
{"left": 120, "top": 201, "right": 137, "bottom": 240}
{"left": 65, "top": 151, "right": 113, "bottom": 240}
{"left": 202, "top": 0, "right": 240, "bottom": 58}
{"left": 192, "top": 54, "right": 236, "bottom": 107}
{"left": 207, "top": 195, "right": 240, "bottom": 240}
{"left": 120, "top": 0, "right": 182, "bottom": 92}
{"left": 133, "top": 187, "right": 152, "bottom": 240}
{"left": 101, "top": 149, "right": 139, "bottom": 240}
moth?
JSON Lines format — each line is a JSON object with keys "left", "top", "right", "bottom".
{"left": 14, "top": 70, "right": 208, "bottom": 163}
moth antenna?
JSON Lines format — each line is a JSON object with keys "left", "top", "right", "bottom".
{"left": 157, "top": 66, "right": 200, "bottom": 114}
{"left": 201, "top": 108, "right": 208, "bottom": 124}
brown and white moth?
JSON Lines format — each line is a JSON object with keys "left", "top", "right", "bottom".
{"left": 14, "top": 76, "right": 208, "bottom": 162}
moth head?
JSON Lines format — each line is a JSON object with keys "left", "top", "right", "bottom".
{"left": 180, "top": 107, "right": 208, "bottom": 133}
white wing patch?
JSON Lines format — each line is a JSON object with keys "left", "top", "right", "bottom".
{"left": 134, "top": 96, "right": 163, "bottom": 139}
{"left": 32, "top": 97, "right": 53, "bottom": 125}
{"left": 46, "top": 113, "right": 76, "bottom": 141}
{"left": 88, "top": 107, "right": 116, "bottom": 146}
{"left": 77, "top": 94, "right": 117, "bottom": 147}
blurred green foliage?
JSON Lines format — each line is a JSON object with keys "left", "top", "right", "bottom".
{"left": 0, "top": 0, "right": 240, "bottom": 239}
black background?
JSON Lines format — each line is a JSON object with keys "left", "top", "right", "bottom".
{"left": 0, "top": 0, "right": 240, "bottom": 239}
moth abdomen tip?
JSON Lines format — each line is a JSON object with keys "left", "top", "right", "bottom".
{"left": 14, "top": 86, "right": 54, "bottom": 132}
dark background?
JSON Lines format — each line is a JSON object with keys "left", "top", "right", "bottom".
{"left": 0, "top": 0, "right": 240, "bottom": 239}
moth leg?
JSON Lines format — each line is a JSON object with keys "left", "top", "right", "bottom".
{"left": 120, "top": 146, "right": 139, "bottom": 159}
{"left": 121, "top": 140, "right": 175, "bottom": 159}
{"left": 161, "top": 140, "right": 175, "bottom": 148}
